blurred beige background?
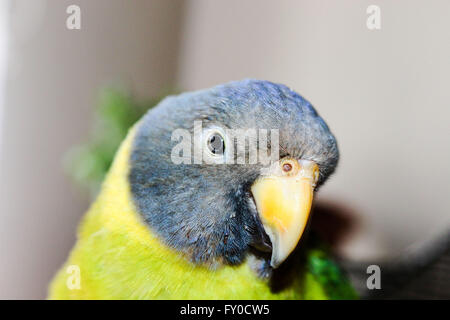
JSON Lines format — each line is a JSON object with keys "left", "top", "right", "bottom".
{"left": 0, "top": 0, "right": 449, "bottom": 299}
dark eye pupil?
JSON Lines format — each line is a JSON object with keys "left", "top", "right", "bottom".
{"left": 208, "top": 134, "right": 224, "bottom": 155}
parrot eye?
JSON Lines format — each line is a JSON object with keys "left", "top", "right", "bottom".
{"left": 207, "top": 132, "right": 225, "bottom": 155}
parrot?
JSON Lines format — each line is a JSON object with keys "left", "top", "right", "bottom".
{"left": 49, "top": 79, "right": 357, "bottom": 299}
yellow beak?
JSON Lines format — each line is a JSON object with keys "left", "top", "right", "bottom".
{"left": 251, "top": 159, "right": 319, "bottom": 268}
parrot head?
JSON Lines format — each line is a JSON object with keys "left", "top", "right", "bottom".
{"left": 129, "top": 80, "right": 338, "bottom": 274}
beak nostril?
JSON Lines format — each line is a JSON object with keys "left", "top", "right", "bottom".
{"left": 251, "top": 158, "right": 318, "bottom": 268}
{"left": 282, "top": 163, "right": 292, "bottom": 172}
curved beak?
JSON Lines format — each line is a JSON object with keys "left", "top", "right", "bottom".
{"left": 251, "top": 159, "right": 319, "bottom": 268}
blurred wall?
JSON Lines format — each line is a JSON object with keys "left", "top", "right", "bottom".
{"left": 0, "top": 0, "right": 8, "bottom": 159}
{"left": 0, "top": 0, "right": 183, "bottom": 299}
{"left": 177, "top": 0, "right": 450, "bottom": 259}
